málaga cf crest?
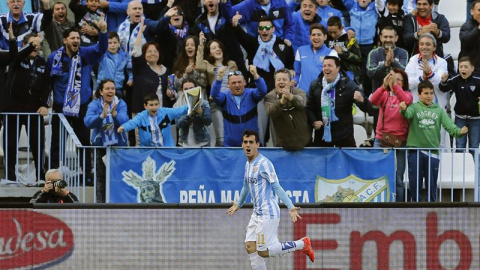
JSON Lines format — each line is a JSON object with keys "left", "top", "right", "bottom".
{"left": 315, "top": 174, "right": 390, "bottom": 202}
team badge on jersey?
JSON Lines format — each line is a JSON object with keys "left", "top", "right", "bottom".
{"left": 273, "top": 10, "right": 279, "bottom": 18}
{"left": 253, "top": 166, "right": 258, "bottom": 172}
{"left": 279, "top": 44, "right": 285, "bottom": 51}
{"left": 471, "top": 86, "right": 476, "bottom": 92}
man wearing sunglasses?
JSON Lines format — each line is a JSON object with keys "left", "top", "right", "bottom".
{"left": 211, "top": 65, "right": 267, "bottom": 147}
{"left": 231, "top": 0, "right": 294, "bottom": 45}
{"left": 234, "top": 16, "right": 294, "bottom": 145}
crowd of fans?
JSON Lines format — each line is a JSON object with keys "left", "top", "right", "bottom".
{"left": 1, "top": 0, "right": 479, "bottom": 202}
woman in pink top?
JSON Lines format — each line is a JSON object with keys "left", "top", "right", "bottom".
{"left": 370, "top": 68, "right": 413, "bottom": 202}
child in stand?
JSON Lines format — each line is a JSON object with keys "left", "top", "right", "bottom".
{"left": 97, "top": 32, "right": 131, "bottom": 97}
{"left": 400, "top": 80, "right": 468, "bottom": 202}
{"left": 439, "top": 56, "right": 480, "bottom": 151}
{"left": 69, "top": 0, "right": 105, "bottom": 46}
{"left": 118, "top": 93, "right": 188, "bottom": 147}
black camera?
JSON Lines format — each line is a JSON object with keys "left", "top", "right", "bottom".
{"left": 53, "top": 180, "right": 68, "bottom": 189}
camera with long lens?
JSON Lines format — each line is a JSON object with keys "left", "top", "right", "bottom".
{"left": 52, "top": 180, "right": 68, "bottom": 189}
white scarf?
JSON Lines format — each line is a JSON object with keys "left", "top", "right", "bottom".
{"left": 118, "top": 17, "right": 147, "bottom": 54}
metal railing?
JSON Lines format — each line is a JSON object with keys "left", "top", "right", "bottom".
{"left": 0, "top": 111, "right": 478, "bottom": 203}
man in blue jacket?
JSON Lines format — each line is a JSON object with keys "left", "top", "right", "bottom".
{"left": 47, "top": 19, "right": 108, "bottom": 179}
{"left": 211, "top": 65, "right": 267, "bottom": 147}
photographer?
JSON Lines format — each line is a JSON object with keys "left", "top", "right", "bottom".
{"left": 30, "top": 169, "right": 79, "bottom": 203}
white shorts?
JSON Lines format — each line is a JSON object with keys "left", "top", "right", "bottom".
{"left": 245, "top": 213, "right": 279, "bottom": 252}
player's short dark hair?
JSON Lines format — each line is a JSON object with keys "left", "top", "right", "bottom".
{"left": 418, "top": 80, "right": 434, "bottom": 94}
{"left": 63, "top": 27, "right": 80, "bottom": 39}
{"left": 242, "top": 130, "right": 260, "bottom": 143}
{"left": 327, "top": 16, "right": 342, "bottom": 28}
{"left": 324, "top": 56, "right": 341, "bottom": 67}
{"left": 310, "top": 23, "right": 327, "bottom": 35}
{"left": 144, "top": 93, "right": 160, "bottom": 105}
{"left": 459, "top": 56, "right": 474, "bottom": 66}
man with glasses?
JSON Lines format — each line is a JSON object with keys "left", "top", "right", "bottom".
{"left": 211, "top": 65, "right": 267, "bottom": 146}
{"left": 30, "top": 168, "right": 79, "bottom": 203}
{"left": 264, "top": 68, "right": 311, "bottom": 150}
{"left": 0, "top": 0, "right": 52, "bottom": 49}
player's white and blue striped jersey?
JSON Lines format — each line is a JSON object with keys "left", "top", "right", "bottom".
{"left": 244, "top": 154, "right": 281, "bottom": 219}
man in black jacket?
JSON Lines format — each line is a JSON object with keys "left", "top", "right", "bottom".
{"left": 306, "top": 56, "right": 372, "bottom": 147}
{"left": 460, "top": 0, "right": 480, "bottom": 76}
{"left": 4, "top": 32, "right": 50, "bottom": 181}
{"left": 30, "top": 169, "right": 79, "bottom": 203}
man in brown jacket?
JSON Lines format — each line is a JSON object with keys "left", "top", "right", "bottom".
{"left": 264, "top": 68, "right": 311, "bottom": 150}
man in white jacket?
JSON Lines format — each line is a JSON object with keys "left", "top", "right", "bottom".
{"left": 405, "top": 33, "right": 449, "bottom": 147}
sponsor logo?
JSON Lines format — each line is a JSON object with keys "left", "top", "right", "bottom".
{"left": 0, "top": 210, "right": 74, "bottom": 270}
{"left": 315, "top": 174, "right": 389, "bottom": 202}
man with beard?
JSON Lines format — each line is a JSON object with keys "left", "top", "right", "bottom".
{"left": 375, "top": 0, "right": 406, "bottom": 50}
{"left": 0, "top": 0, "right": 52, "bottom": 49}
{"left": 47, "top": 19, "right": 108, "bottom": 182}
{"left": 366, "top": 26, "right": 408, "bottom": 132}
{"left": 43, "top": 2, "right": 75, "bottom": 56}
{"left": 367, "top": 26, "right": 408, "bottom": 92}
{"left": 194, "top": 0, "right": 248, "bottom": 80}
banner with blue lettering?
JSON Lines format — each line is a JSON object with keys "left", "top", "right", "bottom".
{"left": 108, "top": 148, "right": 395, "bottom": 203}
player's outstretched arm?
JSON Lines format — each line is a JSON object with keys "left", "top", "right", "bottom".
{"left": 226, "top": 201, "right": 240, "bottom": 216}
{"left": 289, "top": 207, "right": 302, "bottom": 223}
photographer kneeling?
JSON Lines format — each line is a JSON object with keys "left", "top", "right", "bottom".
{"left": 30, "top": 169, "right": 79, "bottom": 203}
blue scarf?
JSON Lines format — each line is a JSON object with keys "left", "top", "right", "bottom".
{"left": 51, "top": 48, "right": 82, "bottom": 117}
{"left": 100, "top": 96, "right": 120, "bottom": 146}
{"left": 321, "top": 74, "right": 341, "bottom": 142}
{"left": 253, "top": 35, "right": 284, "bottom": 72}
